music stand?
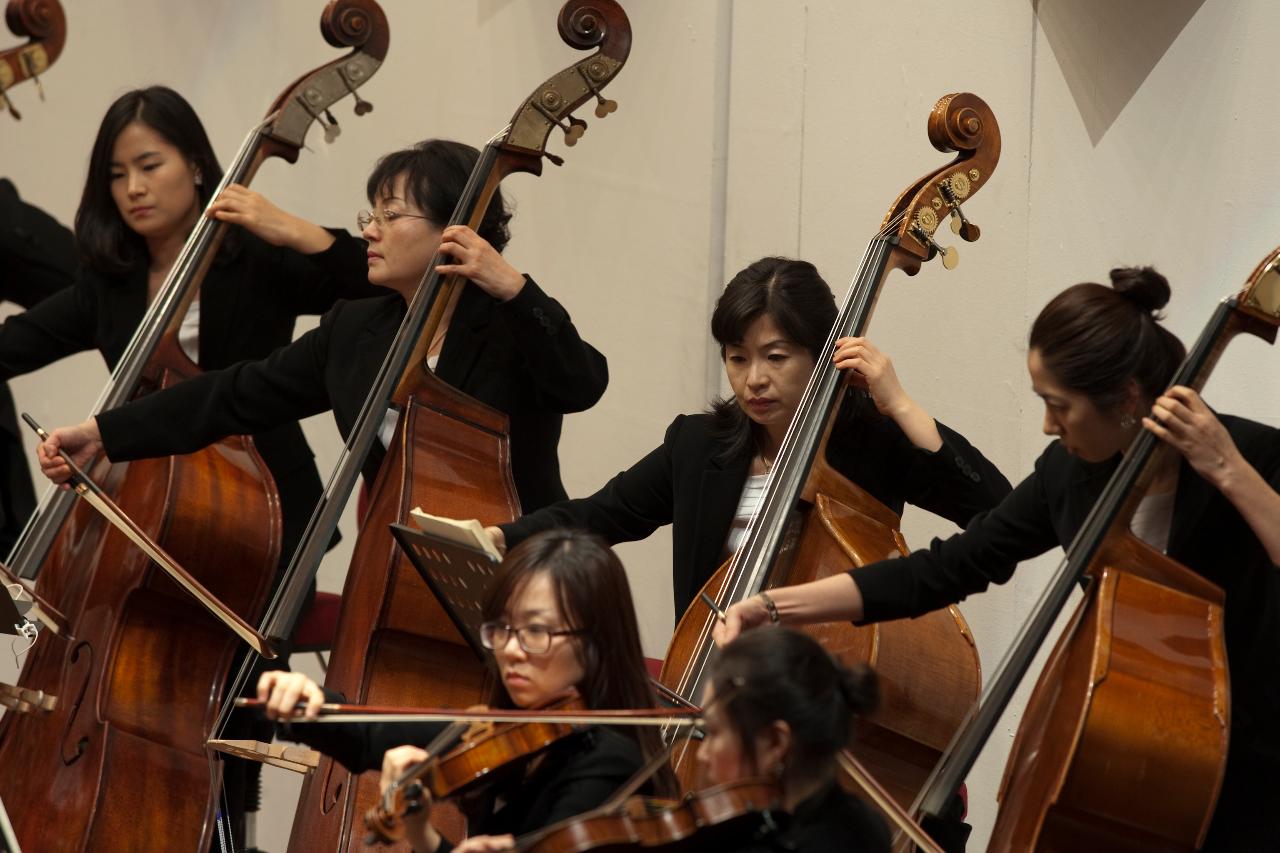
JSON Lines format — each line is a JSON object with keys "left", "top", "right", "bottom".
{"left": 390, "top": 523, "right": 502, "bottom": 662}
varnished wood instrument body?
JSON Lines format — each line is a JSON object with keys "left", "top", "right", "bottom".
{"left": 0, "top": 4, "right": 388, "bottom": 849}
{"left": 981, "top": 256, "right": 1280, "bottom": 850}
{"left": 661, "top": 93, "right": 1001, "bottom": 809}
{"left": 283, "top": 4, "right": 629, "bottom": 849}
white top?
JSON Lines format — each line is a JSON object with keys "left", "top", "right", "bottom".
{"left": 724, "top": 472, "right": 770, "bottom": 556}
{"left": 178, "top": 300, "right": 200, "bottom": 363}
{"left": 1130, "top": 490, "right": 1176, "bottom": 554}
{"left": 377, "top": 354, "right": 439, "bottom": 448}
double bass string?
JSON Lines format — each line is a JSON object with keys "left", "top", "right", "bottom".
{"left": 666, "top": 213, "right": 904, "bottom": 769}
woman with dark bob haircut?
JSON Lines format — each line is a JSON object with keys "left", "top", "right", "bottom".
{"left": 38, "top": 137, "right": 609, "bottom": 514}
{"left": 259, "top": 529, "right": 677, "bottom": 853}
{"left": 697, "top": 627, "right": 889, "bottom": 851}
{"left": 1, "top": 85, "right": 378, "bottom": 575}
{"left": 720, "top": 267, "right": 1280, "bottom": 850}
{"left": 491, "top": 256, "right": 1010, "bottom": 619}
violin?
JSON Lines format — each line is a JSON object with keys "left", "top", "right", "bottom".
{"left": 517, "top": 778, "right": 786, "bottom": 853}
{"left": 365, "top": 695, "right": 589, "bottom": 845}
{"left": 0, "top": 0, "right": 65, "bottom": 119}
{"left": 661, "top": 93, "right": 1001, "bottom": 809}
{"left": 912, "top": 253, "right": 1280, "bottom": 848}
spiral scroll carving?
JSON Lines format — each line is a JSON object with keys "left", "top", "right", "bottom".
{"left": 928, "top": 94, "right": 994, "bottom": 155}
{"left": 6, "top": 0, "right": 63, "bottom": 41}
{"left": 557, "top": 0, "right": 629, "bottom": 60}
{"left": 320, "top": 0, "right": 389, "bottom": 60}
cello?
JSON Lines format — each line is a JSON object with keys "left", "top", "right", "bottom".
{"left": 0, "top": 0, "right": 65, "bottom": 120}
{"left": 219, "top": 4, "right": 631, "bottom": 850}
{"left": 910, "top": 254, "right": 1280, "bottom": 850}
{"left": 0, "top": 4, "right": 387, "bottom": 850}
{"left": 661, "top": 93, "right": 1001, "bottom": 808}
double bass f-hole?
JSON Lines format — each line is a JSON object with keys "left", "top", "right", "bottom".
{"left": 0, "top": 0, "right": 67, "bottom": 118}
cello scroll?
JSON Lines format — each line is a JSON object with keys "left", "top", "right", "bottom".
{"left": 0, "top": 0, "right": 66, "bottom": 118}
{"left": 882, "top": 92, "right": 1001, "bottom": 274}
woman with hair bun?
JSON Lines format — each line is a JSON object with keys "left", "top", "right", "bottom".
{"left": 697, "top": 627, "right": 890, "bottom": 851}
{"left": 720, "top": 266, "right": 1280, "bottom": 849}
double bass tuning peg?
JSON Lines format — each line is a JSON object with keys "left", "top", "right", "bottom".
{"left": 576, "top": 65, "right": 618, "bottom": 119}
{"left": 939, "top": 180, "right": 981, "bottom": 243}
{"left": 913, "top": 224, "right": 959, "bottom": 271}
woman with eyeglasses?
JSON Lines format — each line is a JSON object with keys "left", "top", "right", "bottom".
{"left": 36, "top": 136, "right": 608, "bottom": 515}
{"left": 258, "top": 529, "right": 678, "bottom": 853}
{"left": 0, "top": 85, "right": 378, "bottom": 573}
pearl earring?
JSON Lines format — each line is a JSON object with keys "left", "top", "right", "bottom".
{"left": 1119, "top": 413, "right": 1136, "bottom": 429}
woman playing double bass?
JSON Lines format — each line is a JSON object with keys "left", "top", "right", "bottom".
{"left": 259, "top": 529, "right": 677, "bottom": 853}
{"left": 0, "top": 85, "right": 378, "bottom": 570}
{"left": 36, "top": 138, "right": 608, "bottom": 514}
{"left": 719, "top": 267, "right": 1280, "bottom": 850}
{"left": 492, "top": 256, "right": 1010, "bottom": 619}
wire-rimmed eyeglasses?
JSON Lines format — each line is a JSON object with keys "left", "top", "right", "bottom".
{"left": 356, "top": 208, "right": 432, "bottom": 231}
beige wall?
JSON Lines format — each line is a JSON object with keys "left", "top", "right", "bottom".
{"left": 2, "top": 0, "right": 1276, "bottom": 849}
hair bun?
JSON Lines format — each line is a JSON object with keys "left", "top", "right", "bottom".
{"left": 1109, "top": 266, "right": 1170, "bottom": 313}
{"left": 838, "top": 662, "right": 880, "bottom": 716}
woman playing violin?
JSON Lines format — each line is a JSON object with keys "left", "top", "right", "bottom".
{"left": 259, "top": 528, "right": 677, "bottom": 853}
{"left": 492, "top": 256, "right": 1011, "bottom": 618}
{"left": 718, "top": 267, "right": 1280, "bottom": 850}
{"left": 36, "top": 137, "right": 608, "bottom": 514}
{"left": 698, "top": 627, "right": 889, "bottom": 852}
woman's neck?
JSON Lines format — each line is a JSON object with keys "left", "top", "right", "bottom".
{"left": 145, "top": 206, "right": 201, "bottom": 279}
{"left": 783, "top": 766, "right": 833, "bottom": 812}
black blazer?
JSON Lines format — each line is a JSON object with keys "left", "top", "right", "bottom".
{"left": 500, "top": 410, "right": 1012, "bottom": 616}
{"left": 0, "top": 228, "right": 377, "bottom": 560}
{"left": 734, "top": 782, "right": 890, "bottom": 853}
{"left": 0, "top": 179, "right": 78, "bottom": 553}
{"left": 96, "top": 278, "right": 608, "bottom": 512}
{"left": 851, "top": 416, "right": 1280, "bottom": 840}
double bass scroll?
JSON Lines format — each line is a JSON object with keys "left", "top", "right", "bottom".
{"left": 661, "top": 92, "right": 1001, "bottom": 809}
{"left": 0, "top": 0, "right": 65, "bottom": 118}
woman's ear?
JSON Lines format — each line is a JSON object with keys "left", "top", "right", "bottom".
{"left": 1120, "top": 377, "right": 1146, "bottom": 422}
{"left": 752, "top": 719, "right": 792, "bottom": 777}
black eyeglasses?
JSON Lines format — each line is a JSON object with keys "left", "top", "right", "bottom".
{"left": 479, "top": 621, "right": 584, "bottom": 655}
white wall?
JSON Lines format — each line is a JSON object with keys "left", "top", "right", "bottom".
{"left": 2, "top": 0, "right": 1277, "bottom": 849}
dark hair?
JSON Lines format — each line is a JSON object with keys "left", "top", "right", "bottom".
{"left": 1029, "top": 267, "right": 1186, "bottom": 411}
{"left": 75, "top": 86, "right": 223, "bottom": 276}
{"left": 365, "top": 139, "right": 512, "bottom": 253}
{"left": 481, "top": 529, "right": 677, "bottom": 796}
{"left": 707, "top": 257, "right": 840, "bottom": 463}
{"left": 711, "top": 628, "right": 877, "bottom": 783}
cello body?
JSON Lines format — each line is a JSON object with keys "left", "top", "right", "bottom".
{"left": 288, "top": 374, "right": 518, "bottom": 852}
{"left": 988, "top": 536, "right": 1228, "bottom": 851}
{"left": 0, "top": 338, "right": 281, "bottom": 852}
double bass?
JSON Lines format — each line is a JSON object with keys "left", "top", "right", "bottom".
{"left": 225, "top": 3, "right": 632, "bottom": 849}
{"left": 0, "top": 0, "right": 65, "bottom": 120}
{"left": 661, "top": 93, "right": 1001, "bottom": 808}
{"left": 0, "top": 4, "right": 387, "bottom": 849}
{"left": 912, "top": 254, "right": 1280, "bottom": 850}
